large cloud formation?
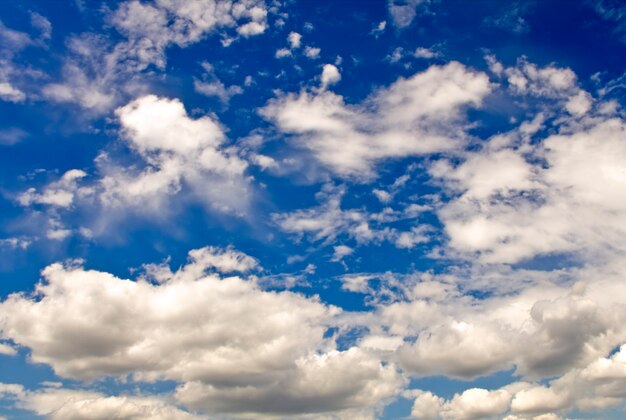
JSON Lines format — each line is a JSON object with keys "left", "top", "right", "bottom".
{"left": 0, "top": 246, "right": 402, "bottom": 417}
{"left": 261, "top": 62, "right": 490, "bottom": 178}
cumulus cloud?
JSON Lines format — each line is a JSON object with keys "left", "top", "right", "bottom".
{"left": 275, "top": 47, "right": 291, "bottom": 58}
{"left": 288, "top": 31, "right": 302, "bottom": 48}
{"left": 433, "top": 114, "right": 626, "bottom": 264}
{"left": 261, "top": 62, "right": 491, "bottom": 178}
{"left": 413, "top": 47, "right": 440, "bottom": 59}
{"left": 103, "top": 95, "right": 249, "bottom": 212}
{"left": 176, "top": 347, "right": 401, "bottom": 416}
{"left": 17, "top": 95, "right": 254, "bottom": 239}
{"left": 320, "top": 64, "right": 341, "bottom": 88}
{"left": 501, "top": 57, "right": 593, "bottom": 112}
{"left": 304, "top": 46, "right": 321, "bottom": 59}
{"left": 408, "top": 341, "right": 626, "bottom": 418}
{"left": 34, "top": 94, "right": 247, "bottom": 211}
{"left": 0, "top": 246, "right": 402, "bottom": 417}
{"left": 340, "top": 258, "right": 626, "bottom": 392}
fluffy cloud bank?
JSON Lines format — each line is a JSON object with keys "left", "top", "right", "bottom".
{"left": 433, "top": 109, "right": 626, "bottom": 264}
{"left": 0, "top": 384, "right": 198, "bottom": 420}
{"left": 409, "top": 342, "right": 626, "bottom": 419}
{"left": 0, "top": 246, "right": 402, "bottom": 417}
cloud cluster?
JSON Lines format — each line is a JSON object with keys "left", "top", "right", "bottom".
{"left": 0, "top": 17, "right": 50, "bottom": 103}
{"left": 0, "top": 384, "right": 198, "bottom": 419}
{"left": 261, "top": 62, "right": 491, "bottom": 178}
{"left": 273, "top": 184, "right": 430, "bottom": 251}
{"left": 0, "top": 246, "right": 402, "bottom": 417}
{"left": 432, "top": 109, "right": 625, "bottom": 264}
{"left": 410, "top": 342, "right": 626, "bottom": 418}
{"left": 44, "top": 0, "right": 269, "bottom": 112}
{"left": 18, "top": 95, "right": 252, "bottom": 238}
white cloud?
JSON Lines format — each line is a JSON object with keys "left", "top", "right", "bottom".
{"left": 112, "top": 0, "right": 268, "bottom": 52}
{"left": 484, "top": 3, "right": 531, "bottom": 35}
{"left": 373, "top": 189, "right": 391, "bottom": 203}
{"left": 434, "top": 115, "right": 626, "bottom": 264}
{"left": 175, "top": 347, "right": 402, "bottom": 416}
{"left": 102, "top": 95, "right": 250, "bottom": 213}
{"left": 0, "top": 20, "right": 40, "bottom": 103}
{"left": 237, "top": 20, "right": 266, "bottom": 36}
{"left": 304, "top": 46, "right": 321, "bottom": 59}
{"left": 43, "top": 0, "right": 270, "bottom": 112}
{"left": 0, "top": 20, "right": 32, "bottom": 51}
{"left": 370, "top": 21, "right": 387, "bottom": 37}
{"left": 320, "top": 64, "right": 341, "bottom": 88}
{"left": 410, "top": 390, "right": 444, "bottom": 419}
{"left": 0, "top": 237, "right": 31, "bottom": 250}
{"left": 332, "top": 245, "right": 354, "bottom": 262}
{"left": 410, "top": 387, "right": 516, "bottom": 419}
{"left": 273, "top": 184, "right": 425, "bottom": 247}
{"left": 195, "top": 80, "right": 243, "bottom": 103}
{"left": 274, "top": 183, "right": 435, "bottom": 255}
{"left": 503, "top": 58, "right": 588, "bottom": 106}
{"left": 18, "top": 95, "right": 253, "bottom": 238}
{"left": 581, "top": 343, "right": 626, "bottom": 380}
{"left": 510, "top": 386, "right": 568, "bottom": 414}
{"left": 446, "top": 388, "right": 513, "bottom": 419}
{"left": 408, "top": 338, "right": 626, "bottom": 417}
{"left": 275, "top": 47, "right": 292, "bottom": 58}
{"left": 0, "top": 246, "right": 402, "bottom": 417}
{"left": 414, "top": 47, "right": 439, "bottom": 59}
{"left": 0, "top": 127, "right": 28, "bottom": 145}
{"left": 18, "top": 170, "right": 89, "bottom": 209}
{"left": 334, "top": 255, "right": 626, "bottom": 390}
{"left": 0, "top": 82, "right": 25, "bottom": 103}
{"left": 273, "top": 185, "right": 383, "bottom": 244}
{"left": 341, "top": 274, "right": 376, "bottom": 294}
{"left": 394, "top": 226, "right": 429, "bottom": 249}
{"left": 261, "top": 62, "right": 491, "bottom": 178}
{"left": 407, "top": 336, "right": 626, "bottom": 417}
{"left": 0, "top": 384, "right": 199, "bottom": 419}
{"left": 30, "top": 12, "right": 52, "bottom": 41}
{"left": 565, "top": 90, "right": 593, "bottom": 116}
{"left": 288, "top": 31, "right": 302, "bottom": 48}
{"left": 0, "top": 343, "right": 16, "bottom": 356}
{"left": 388, "top": 0, "right": 428, "bottom": 28}
{"left": 194, "top": 62, "right": 243, "bottom": 104}
{"left": 117, "top": 95, "right": 224, "bottom": 154}
{"left": 249, "top": 153, "right": 278, "bottom": 170}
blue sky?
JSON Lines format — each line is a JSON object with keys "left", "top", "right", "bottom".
{"left": 0, "top": 0, "right": 625, "bottom": 418}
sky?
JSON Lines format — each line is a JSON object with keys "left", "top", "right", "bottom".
{"left": 0, "top": 0, "right": 625, "bottom": 419}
